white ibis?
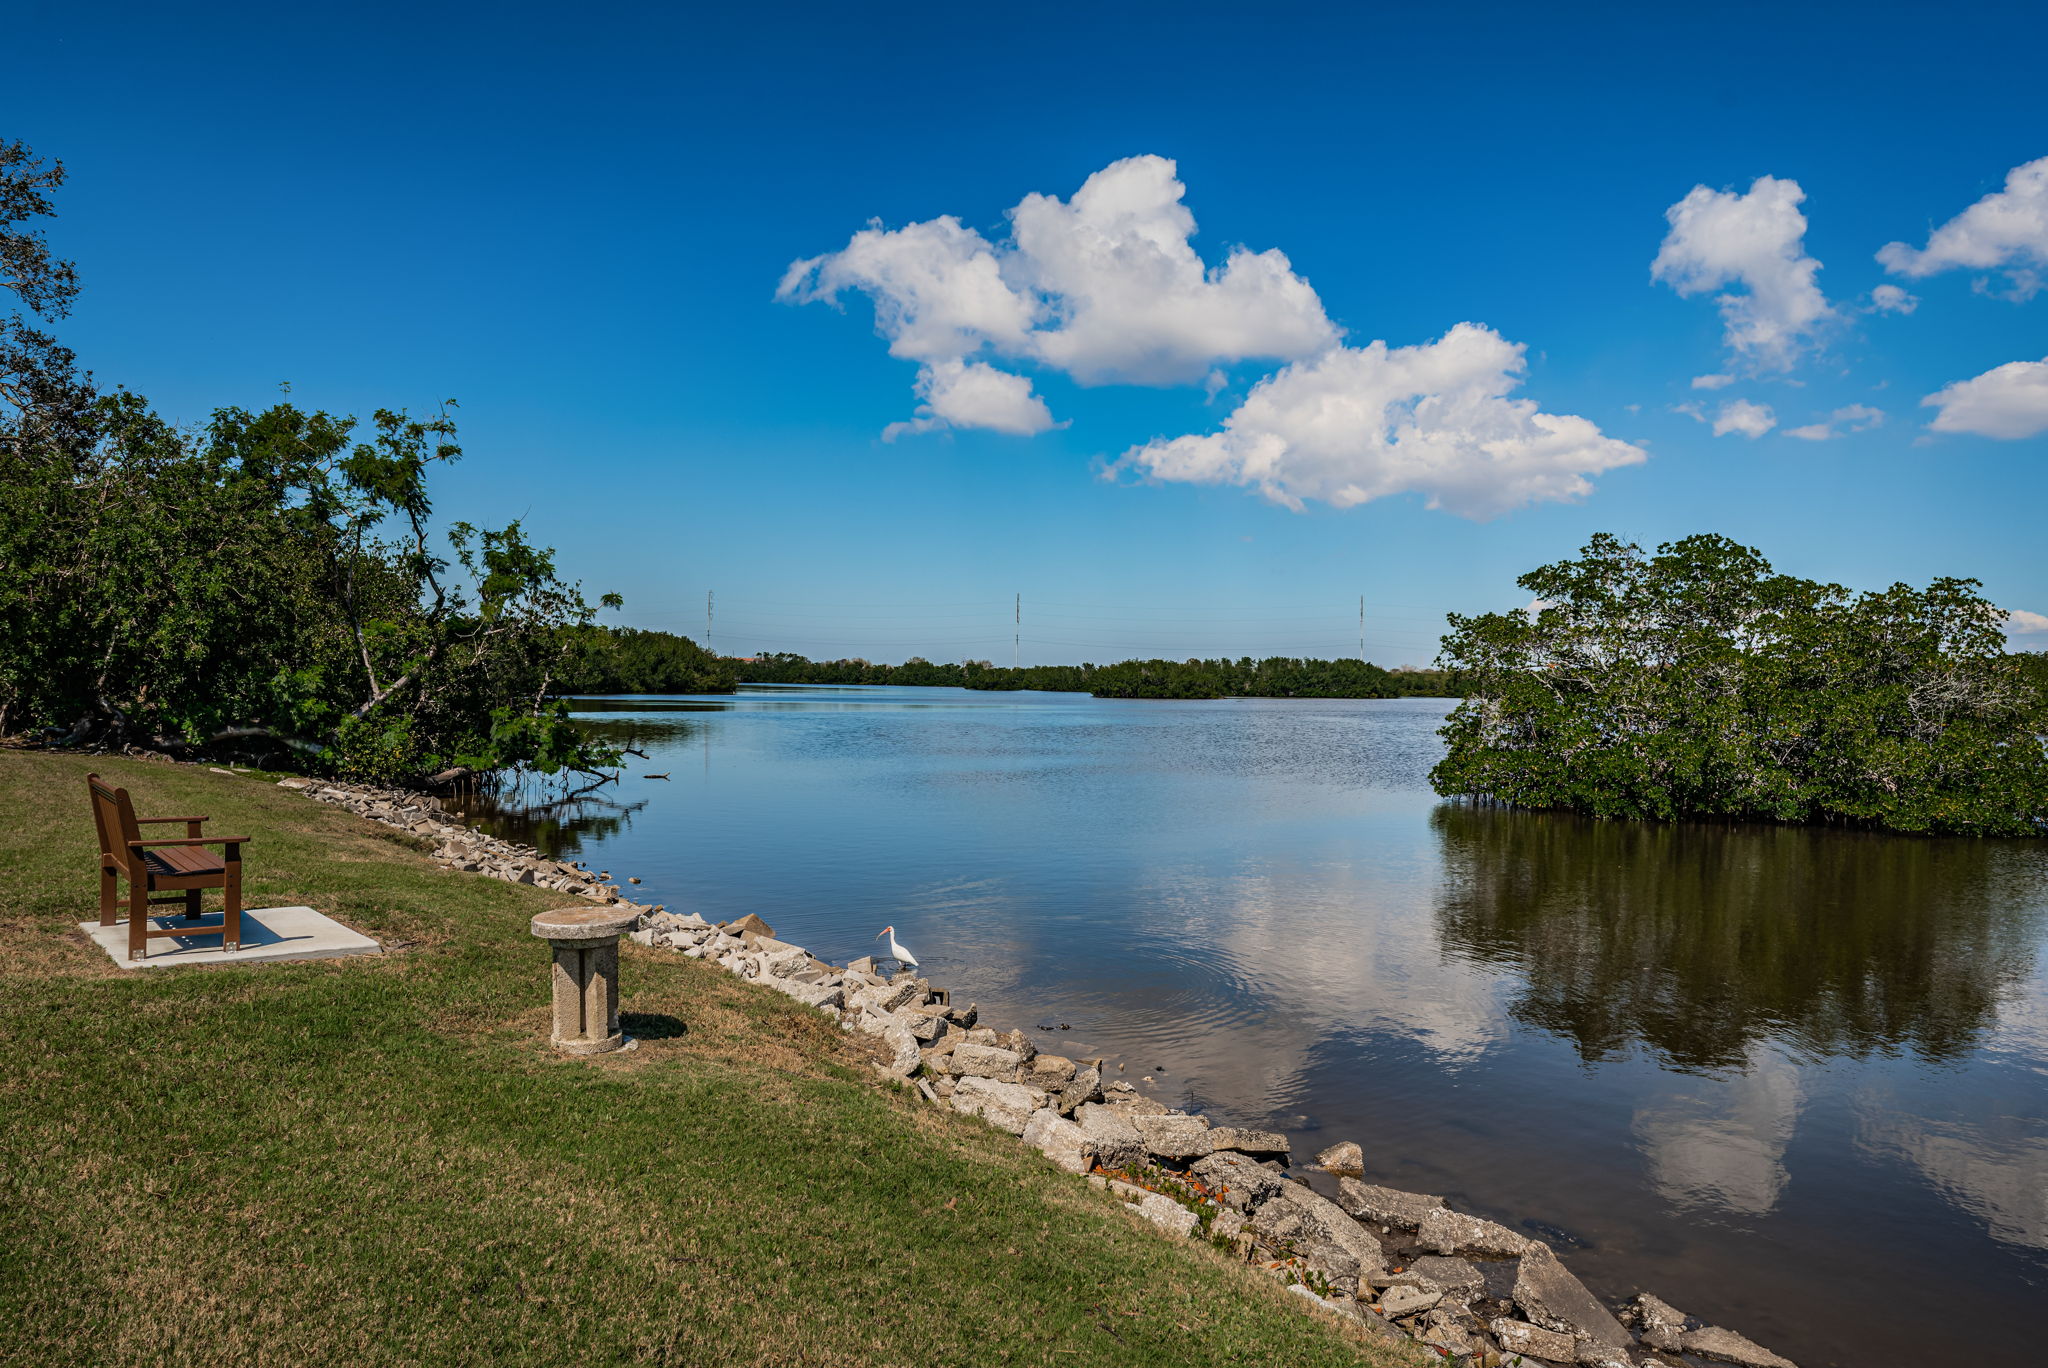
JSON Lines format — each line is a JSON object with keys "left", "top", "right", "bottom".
{"left": 875, "top": 924, "right": 919, "bottom": 972}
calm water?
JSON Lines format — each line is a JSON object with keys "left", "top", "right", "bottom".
{"left": 476, "top": 686, "right": 2048, "bottom": 1368}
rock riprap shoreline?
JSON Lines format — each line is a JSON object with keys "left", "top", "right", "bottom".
{"left": 285, "top": 777, "right": 1800, "bottom": 1368}
{"left": 278, "top": 777, "right": 668, "bottom": 917}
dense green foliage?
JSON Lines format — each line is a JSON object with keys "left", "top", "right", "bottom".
{"left": 1432, "top": 533, "right": 2048, "bottom": 835}
{"left": 0, "top": 137, "right": 619, "bottom": 787}
{"left": 738, "top": 652, "right": 1463, "bottom": 699}
{"left": 556, "top": 626, "right": 736, "bottom": 695}
{"left": 2020, "top": 650, "right": 2048, "bottom": 711}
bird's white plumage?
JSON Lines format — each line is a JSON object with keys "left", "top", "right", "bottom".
{"left": 875, "top": 924, "right": 918, "bottom": 969}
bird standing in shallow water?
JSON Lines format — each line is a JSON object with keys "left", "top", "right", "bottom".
{"left": 875, "top": 924, "right": 918, "bottom": 972}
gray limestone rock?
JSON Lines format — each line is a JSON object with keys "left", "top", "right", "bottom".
{"left": 948, "top": 1076, "right": 1047, "bottom": 1135}
{"left": 760, "top": 948, "right": 809, "bottom": 978}
{"left": 1132, "top": 1112, "right": 1215, "bottom": 1160}
{"left": 1418, "top": 1307, "right": 1483, "bottom": 1358}
{"left": 1019, "top": 1108, "right": 1093, "bottom": 1174}
{"left": 1513, "top": 1244, "right": 1631, "bottom": 1349}
{"left": 779, "top": 981, "right": 844, "bottom": 1011}
{"left": 1642, "top": 1325, "right": 1686, "bottom": 1353}
{"left": 1252, "top": 1183, "right": 1385, "bottom": 1295}
{"left": 853, "top": 980, "right": 921, "bottom": 1015}
{"left": 1313, "top": 1140, "right": 1365, "bottom": 1175}
{"left": 1211, "top": 1207, "right": 1245, "bottom": 1240}
{"left": 879, "top": 1022, "right": 921, "bottom": 1077}
{"left": 1336, "top": 1178, "right": 1445, "bottom": 1230}
{"left": 1377, "top": 1283, "right": 1441, "bottom": 1318}
{"left": 1417, "top": 1206, "right": 1534, "bottom": 1257}
{"left": 1074, "top": 1103, "right": 1145, "bottom": 1169}
{"left": 1024, "top": 1053, "right": 1078, "bottom": 1088}
{"left": 1627, "top": 1293, "right": 1689, "bottom": 1331}
{"left": 1573, "top": 1344, "right": 1635, "bottom": 1368}
{"left": 950, "top": 1042, "right": 1025, "bottom": 1083}
{"left": 1106, "top": 1176, "right": 1149, "bottom": 1203}
{"left": 1404, "top": 1255, "right": 1484, "bottom": 1299}
{"left": 1208, "top": 1127, "right": 1289, "bottom": 1157}
{"left": 1135, "top": 1193, "right": 1199, "bottom": 1238}
{"left": 1189, "top": 1149, "right": 1288, "bottom": 1210}
{"left": 1052, "top": 1065, "right": 1101, "bottom": 1116}
{"left": 724, "top": 913, "right": 773, "bottom": 940}
{"left": 897, "top": 1008, "right": 949, "bottom": 1044}
{"left": 998, "top": 1027, "right": 1038, "bottom": 1062}
{"left": 1679, "top": 1326, "right": 1797, "bottom": 1368}
{"left": 1492, "top": 1318, "right": 1577, "bottom": 1363}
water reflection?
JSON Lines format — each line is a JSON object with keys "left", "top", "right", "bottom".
{"left": 1431, "top": 805, "right": 2048, "bottom": 1071}
{"left": 1631, "top": 1051, "right": 1805, "bottom": 1215}
{"left": 461, "top": 715, "right": 687, "bottom": 853}
{"left": 1857, "top": 1099, "right": 2048, "bottom": 1250}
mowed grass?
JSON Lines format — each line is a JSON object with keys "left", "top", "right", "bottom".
{"left": 0, "top": 752, "right": 1416, "bottom": 1368}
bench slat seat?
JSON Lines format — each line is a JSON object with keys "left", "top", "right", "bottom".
{"left": 142, "top": 846, "right": 227, "bottom": 878}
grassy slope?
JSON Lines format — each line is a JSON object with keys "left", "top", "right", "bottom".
{"left": 0, "top": 752, "right": 1416, "bottom": 1368}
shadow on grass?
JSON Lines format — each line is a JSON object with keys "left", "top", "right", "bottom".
{"left": 622, "top": 1011, "right": 688, "bottom": 1040}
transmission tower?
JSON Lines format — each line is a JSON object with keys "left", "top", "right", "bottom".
{"left": 706, "top": 590, "right": 714, "bottom": 653}
{"left": 1013, "top": 592, "right": 1021, "bottom": 671}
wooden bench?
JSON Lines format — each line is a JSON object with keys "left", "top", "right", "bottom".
{"left": 88, "top": 773, "right": 251, "bottom": 962}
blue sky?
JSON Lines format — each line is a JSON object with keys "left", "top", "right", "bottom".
{"left": 10, "top": 1, "right": 2048, "bottom": 665}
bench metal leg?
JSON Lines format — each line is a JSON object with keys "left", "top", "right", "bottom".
{"left": 224, "top": 857, "right": 242, "bottom": 952}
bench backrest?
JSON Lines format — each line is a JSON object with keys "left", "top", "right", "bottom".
{"left": 87, "top": 773, "right": 143, "bottom": 874}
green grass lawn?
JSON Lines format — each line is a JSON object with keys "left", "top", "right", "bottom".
{"left": 0, "top": 751, "right": 1416, "bottom": 1368}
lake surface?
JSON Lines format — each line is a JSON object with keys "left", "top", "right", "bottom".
{"left": 475, "top": 686, "right": 2048, "bottom": 1368}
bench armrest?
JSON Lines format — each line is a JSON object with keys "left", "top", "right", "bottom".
{"left": 129, "top": 837, "right": 251, "bottom": 848}
{"left": 136, "top": 815, "right": 207, "bottom": 824}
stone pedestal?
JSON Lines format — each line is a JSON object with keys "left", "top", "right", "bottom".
{"left": 530, "top": 906, "right": 641, "bottom": 1054}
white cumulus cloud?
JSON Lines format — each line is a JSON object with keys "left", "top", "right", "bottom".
{"left": 2004, "top": 608, "right": 2048, "bottom": 636}
{"left": 881, "top": 359, "right": 1058, "bottom": 441}
{"left": 778, "top": 215, "right": 1035, "bottom": 364}
{"left": 1691, "top": 373, "right": 1736, "bottom": 390}
{"left": 1652, "top": 176, "right": 1833, "bottom": 371}
{"left": 1114, "top": 323, "right": 1645, "bottom": 520}
{"left": 1005, "top": 156, "right": 1338, "bottom": 385}
{"left": 1712, "top": 398, "right": 1776, "bottom": 439}
{"left": 779, "top": 155, "right": 1337, "bottom": 436}
{"left": 1922, "top": 357, "right": 2048, "bottom": 438}
{"left": 1867, "top": 283, "right": 1918, "bottom": 314}
{"left": 1878, "top": 155, "right": 2048, "bottom": 301}
{"left": 1784, "top": 404, "right": 1885, "bottom": 441}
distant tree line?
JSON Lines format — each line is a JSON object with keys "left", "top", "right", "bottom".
{"left": 732, "top": 652, "right": 1465, "bottom": 699}
{"left": 1432, "top": 533, "right": 2048, "bottom": 836}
